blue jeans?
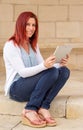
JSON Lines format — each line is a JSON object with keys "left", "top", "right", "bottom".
{"left": 9, "top": 67, "right": 70, "bottom": 111}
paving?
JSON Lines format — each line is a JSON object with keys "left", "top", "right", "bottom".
{"left": 0, "top": 70, "right": 83, "bottom": 130}
{"left": 0, "top": 115, "right": 83, "bottom": 130}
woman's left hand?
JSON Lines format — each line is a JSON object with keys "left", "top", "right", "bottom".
{"left": 60, "top": 54, "right": 69, "bottom": 67}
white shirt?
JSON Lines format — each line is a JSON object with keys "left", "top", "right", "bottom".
{"left": 3, "top": 40, "right": 60, "bottom": 96}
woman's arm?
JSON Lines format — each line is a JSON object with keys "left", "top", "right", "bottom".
{"left": 3, "top": 41, "right": 47, "bottom": 78}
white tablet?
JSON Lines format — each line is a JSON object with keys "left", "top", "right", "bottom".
{"left": 53, "top": 45, "right": 72, "bottom": 63}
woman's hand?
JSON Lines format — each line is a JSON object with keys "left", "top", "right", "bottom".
{"left": 44, "top": 55, "right": 56, "bottom": 68}
{"left": 60, "top": 54, "right": 69, "bottom": 67}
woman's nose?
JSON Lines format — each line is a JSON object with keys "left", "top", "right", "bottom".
{"left": 29, "top": 25, "right": 33, "bottom": 30}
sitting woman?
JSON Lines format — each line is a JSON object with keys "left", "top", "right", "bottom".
{"left": 3, "top": 11, "right": 70, "bottom": 128}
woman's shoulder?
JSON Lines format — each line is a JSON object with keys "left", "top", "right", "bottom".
{"left": 4, "top": 40, "right": 19, "bottom": 51}
{"left": 4, "top": 40, "right": 15, "bottom": 48}
{"left": 3, "top": 40, "right": 20, "bottom": 56}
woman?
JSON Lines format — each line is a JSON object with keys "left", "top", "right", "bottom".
{"left": 3, "top": 11, "right": 70, "bottom": 128}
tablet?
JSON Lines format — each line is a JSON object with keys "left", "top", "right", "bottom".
{"left": 53, "top": 45, "right": 72, "bottom": 63}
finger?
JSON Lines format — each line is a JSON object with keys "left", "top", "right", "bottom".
{"left": 66, "top": 54, "right": 69, "bottom": 59}
{"left": 61, "top": 59, "right": 67, "bottom": 63}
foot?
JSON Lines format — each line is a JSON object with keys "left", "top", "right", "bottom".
{"left": 22, "top": 109, "right": 46, "bottom": 126}
{"left": 38, "top": 108, "right": 57, "bottom": 126}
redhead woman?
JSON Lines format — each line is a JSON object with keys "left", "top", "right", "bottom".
{"left": 3, "top": 11, "right": 70, "bottom": 128}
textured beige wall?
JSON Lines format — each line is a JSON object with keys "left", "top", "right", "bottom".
{"left": 0, "top": 0, "right": 83, "bottom": 70}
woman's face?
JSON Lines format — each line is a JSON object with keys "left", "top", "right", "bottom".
{"left": 26, "top": 18, "right": 36, "bottom": 38}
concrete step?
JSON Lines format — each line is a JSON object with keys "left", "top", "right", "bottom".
{"left": 0, "top": 72, "right": 5, "bottom": 93}
{"left": 0, "top": 94, "right": 67, "bottom": 117}
{"left": 0, "top": 55, "right": 5, "bottom": 72}
{"left": 0, "top": 71, "right": 83, "bottom": 119}
{"left": 0, "top": 94, "right": 83, "bottom": 119}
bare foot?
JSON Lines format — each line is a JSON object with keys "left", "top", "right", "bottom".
{"left": 22, "top": 109, "right": 46, "bottom": 125}
{"left": 38, "top": 108, "right": 57, "bottom": 126}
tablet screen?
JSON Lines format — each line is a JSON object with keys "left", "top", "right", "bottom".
{"left": 53, "top": 45, "right": 72, "bottom": 63}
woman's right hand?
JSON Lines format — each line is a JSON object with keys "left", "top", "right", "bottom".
{"left": 44, "top": 55, "right": 56, "bottom": 68}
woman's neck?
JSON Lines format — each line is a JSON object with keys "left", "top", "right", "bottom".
{"left": 22, "top": 42, "right": 30, "bottom": 53}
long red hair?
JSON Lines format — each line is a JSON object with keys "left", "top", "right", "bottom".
{"left": 9, "top": 11, "right": 38, "bottom": 52}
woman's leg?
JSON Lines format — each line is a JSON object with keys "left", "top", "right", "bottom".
{"left": 10, "top": 67, "right": 70, "bottom": 110}
{"left": 40, "top": 66, "right": 70, "bottom": 110}
{"left": 38, "top": 67, "right": 70, "bottom": 126}
{"left": 10, "top": 70, "right": 56, "bottom": 126}
{"left": 9, "top": 72, "right": 45, "bottom": 102}
{"left": 24, "top": 68, "right": 59, "bottom": 111}
{"left": 9, "top": 68, "right": 59, "bottom": 109}
{"left": 9, "top": 68, "right": 59, "bottom": 126}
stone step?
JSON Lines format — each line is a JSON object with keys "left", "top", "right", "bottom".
{"left": 0, "top": 71, "right": 83, "bottom": 119}
{"left": 0, "top": 72, "right": 5, "bottom": 93}
{"left": 0, "top": 55, "right": 5, "bottom": 72}
{"left": 0, "top": 94, "right": 83, "bottom": 119}
{"left": 0, "top": 94, "right": 67, "bottom": 117}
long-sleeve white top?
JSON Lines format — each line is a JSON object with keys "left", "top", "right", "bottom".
{"left": 3, "top": 40, "right": 60, "bottom": 96}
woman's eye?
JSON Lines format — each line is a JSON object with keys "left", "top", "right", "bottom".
{"left": 32, "top": 24, "right": 36, "bottom": 27}
{"left": 26, "top": 23, "right": 36, "bottom": 27}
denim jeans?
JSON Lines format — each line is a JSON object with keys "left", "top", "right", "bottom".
{"left": 9, "top": 66, "right": 70, "bottom": 111}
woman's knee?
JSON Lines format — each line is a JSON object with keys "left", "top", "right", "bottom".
{"left": 60, "top": 66, "right": 70, "bottom": 80}
{"left": 48, "top": 67, "right": 59, "bottom": 81}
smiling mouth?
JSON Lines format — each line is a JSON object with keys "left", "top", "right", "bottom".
{"left": 26, "top": 32, "right": 34, "bottom": 37}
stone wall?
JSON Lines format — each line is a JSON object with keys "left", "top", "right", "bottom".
{"left": 0, "top": 0, "right": 83, "bottom": 71}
